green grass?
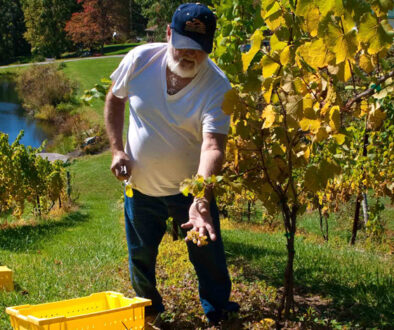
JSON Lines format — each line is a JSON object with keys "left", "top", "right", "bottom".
{"left": 102, "top": 43, "right": 141, "bottom": 56}
{"left": 2, "top": 43, "right": 139, "bottom": 66}
{"left": 222, "top": 228, "right": 394, "bottom": 328}
{"left": 0, "top": 152, "right": 128, "bottom": 329}
{"left": 1, "top": 56, "right": 393, "bottom": 328}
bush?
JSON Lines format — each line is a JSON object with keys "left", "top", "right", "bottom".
{"left": 34, "top": 104, "right": 57, "bottom": 121}
{"left": 16, "top": 64, "right": 78, "bottom": 113}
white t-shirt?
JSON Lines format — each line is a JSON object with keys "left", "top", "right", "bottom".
{"left": 110, "top": 43, "right": 231, "bottom": 196}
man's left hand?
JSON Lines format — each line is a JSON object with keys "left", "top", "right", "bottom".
{"left": 181, "top": 198, "right": 217, "bottom": 245}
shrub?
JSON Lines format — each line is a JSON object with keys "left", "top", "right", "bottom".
{"left": 34, "top": 104, "right": 57, "bottom": 121}
{"left": 16, "top": 64, "right": 78, "bottom": 113}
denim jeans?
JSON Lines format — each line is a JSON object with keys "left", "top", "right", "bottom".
{"left": 124, "top": 189, "right": 239, "bottom": 322}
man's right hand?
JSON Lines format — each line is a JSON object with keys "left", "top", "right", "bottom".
{"left": 111, "top": 151, "right": 133, "bottom": 181}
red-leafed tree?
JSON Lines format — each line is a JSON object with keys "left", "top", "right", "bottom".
{"left": 65, "top": 0, "right": 115, "bottom": 52}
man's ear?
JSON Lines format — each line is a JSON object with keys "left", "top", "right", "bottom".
{"left": 166, "top": 25, "right": 171, "bottom": 42}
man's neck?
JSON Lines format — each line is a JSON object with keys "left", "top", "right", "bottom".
{"left": 166, "top": 67, "right": 194, "bottom": 95}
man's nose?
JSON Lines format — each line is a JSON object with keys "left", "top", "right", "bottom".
{"left": 182, "top": 49, "right": 197, "bottom": 57}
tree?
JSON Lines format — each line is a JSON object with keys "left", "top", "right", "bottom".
{"left": 134, "top": 0, "right": 213, "bottom": 40}
{"left": 22, "top": 0, "right": 78, "bottom": 57}
{"left": 0, "top": 0, "right": 30, "bottom": 65}
{"left": 201, "top": 0, "right": 393, "bottom": 321}
{"left": 65, "top": 0, "right": 118, "bottom": 51}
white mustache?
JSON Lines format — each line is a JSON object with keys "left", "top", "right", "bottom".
{"left": 179, "top": 57, "right": 197, "bottom": 64}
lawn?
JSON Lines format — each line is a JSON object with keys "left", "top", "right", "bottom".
{"left": 1, "top": 56, "right": 393, "bottom": 329}
{"left": 1, "top": 151, "right": 393, "bottom": 329}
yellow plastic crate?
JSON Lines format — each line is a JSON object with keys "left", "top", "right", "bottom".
{"left": 6, "top": 291, "right": 151, "bottom": 330}
{"left": 0, "top": 266, "right": 14, "bottom": 291}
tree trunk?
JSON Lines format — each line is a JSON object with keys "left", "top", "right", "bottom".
{"left": 172, "top": 221, "right": 178, "bottom": 241}
{"left": 36, "top": 195, "right": 41, "bottom": 217}
{"left": 361, "top": 192, "right": 369, "bottom": 225}
{"left": 247, "top": 200, "right": 251, "bottom": 222}
{"left": 350, "top": 193, "right": 362, "bottom": 245}
{"left": 66, "top": 171, "right": 71, "bottom": 198}
{"left": 278, "top": 206, "right": 297, "bottom": 320}
{"left": 318, "top": 203, "right": 328, "bottom": 241}
{"left": 129, "top": 0, "right": 133, "bottom": 38}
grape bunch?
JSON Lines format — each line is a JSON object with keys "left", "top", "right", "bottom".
{"left": 186, "top": 230, "right": 208, "bottom": 246}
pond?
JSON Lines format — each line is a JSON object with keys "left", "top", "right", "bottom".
{"left": 0, "top": 79, "right": 54, "bottom": 148}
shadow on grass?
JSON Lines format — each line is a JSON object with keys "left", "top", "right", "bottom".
{"left": 224, "top": 240, "right": 393, "bottom": 328}
{"left": 103, "top": 44, "right": 139, "bottom": 54}
{"left": 0, "top": 211, "right": 89, "bottom": 252}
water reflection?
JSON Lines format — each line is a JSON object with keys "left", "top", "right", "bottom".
{"left": 0, "top": 79, "right": 54, "bottom": 148}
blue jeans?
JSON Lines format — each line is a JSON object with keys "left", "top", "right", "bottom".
{"left": 124, "top": 189, "right": 239, "bottom": 322}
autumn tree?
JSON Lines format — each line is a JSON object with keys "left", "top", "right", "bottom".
{"left": 134, "top": 0, "right": 213, "bottom": 40}
{"left": 22, "top": 0, "right": 78, "bottom": 57}
{"left": 189, "top": 0, "right": 393, "bottom": 320}
{"left": 65, "top": 0, "right": 120, "bottom": 51}
{"left": 0, "top": 0, "right": 30, "bottom": 65}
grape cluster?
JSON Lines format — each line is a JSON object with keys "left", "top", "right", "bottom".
{"left": 186, "top": 230, "right": 208, "bottom": 246}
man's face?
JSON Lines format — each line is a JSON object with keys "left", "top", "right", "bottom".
{"left": 169, "top": 47, "right": 207, "bottom": 71}
{"left": 166, "top": 27, "right": 208, "bottom": 78}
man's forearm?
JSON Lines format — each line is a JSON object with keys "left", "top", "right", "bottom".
{"left": 197, "top": 149, "right": 224, "bottom": 179}
{"left": 104, "top": 92, "right": 126, "bottom": 154}
{"left": 196, "top": 135, "right": 226, "bottom": 202}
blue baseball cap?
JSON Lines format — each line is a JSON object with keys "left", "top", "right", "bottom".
{"left": 170, "top": 3, "right": 216, "bottom": 54}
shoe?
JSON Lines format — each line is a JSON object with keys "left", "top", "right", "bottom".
{"left": 145, "top": 312, "right": 162, "bottom": 329}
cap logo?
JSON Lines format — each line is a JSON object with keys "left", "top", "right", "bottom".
{"left": 184, "top": 18, "right": 206, "bottom": 34}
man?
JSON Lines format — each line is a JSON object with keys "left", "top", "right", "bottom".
{"left": 104, "top": 3, "right": 239, "bottom": 327}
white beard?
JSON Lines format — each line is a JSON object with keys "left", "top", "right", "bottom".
{"left": 166, "top": 48, "right": 204, "bottom": 78}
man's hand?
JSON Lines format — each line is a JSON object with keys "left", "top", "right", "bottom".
{"left": 181, "top": 198, "right": 217, "bottom": 245}
{"left": 111, "top": 150, "right": 133, "bottom": 181}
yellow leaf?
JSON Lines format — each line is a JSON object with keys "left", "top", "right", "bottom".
{"left": 304, "top": 6, "right": 320, "bottom": 37}
{"left": 304, "top": 165, "right": 320, "bottom": 193}
{"left": 314, "top": 126, "right": 329, "bottom": 142}
{"left": 300, "top": 118, "right": 321, "bottom": 133}
{"left": 369, "top": 107, "right": 386, "bottom": 130}
{"left": 263, "top": 82, "right": 273, "bottom": 104}
{"left": 329, "top": 106, "right": 341, "bottom": 131}
{"left": 125, "top": 184, "right": 134, "bottom": 198}
{"left": 360, "top": 100, "right": 369, "bottom": 116}
{"left": 270, "top": 33, "right": 287, "bottom": 52}
{"left": 342, "top": 12, "right": 356, "bottom": 34}
{"left": 221, "top": 88, "right": 241, "bottom": 115}
{"left": 359, "top": 54, "right": 374, "bottom": 73}
{"left": 263, "top": 1, "right": 285, "bottom": 30}
{"left": 262, "top": 55, "right": 280, "bottom": 78}
{"left": 242, "top": 29, "right": 263, "bottom": 72}
{"left": 358, "top": 12, "right": 393, "bottom": 55}
{"left": 333, "top": 133, "right": 346, "bottom": 145}
{"left": 262, "top": 105, "right": 276, "bottom": 128}
{"left": 297, "top": 38, "right": 334, "bottom": 69}
{"left": 261, "top": 317, "right": 276, "bottom": 326}
{"left": 336, "top": 60, "right": 352, "bottom": 82}
{"left": 293, "top": 77, "right": 308, "bottom": 95}
{"left": 296, "top": 0, "right": 343, "bottom": 18}
{"left": 280, "top": 45, "right": 291, "bottom": 66}
{"left": 327, "top": 23, "right": 358, "bottom": 64}
{"left": 302, "top": 93, "right": 315, "bottom": 118}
